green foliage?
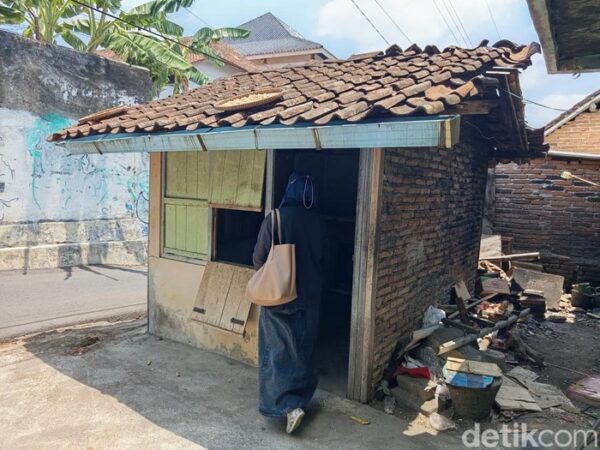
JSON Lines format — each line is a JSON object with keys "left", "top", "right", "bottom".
{"left": 0, "top": 0, "right": 249, "bottom": 94}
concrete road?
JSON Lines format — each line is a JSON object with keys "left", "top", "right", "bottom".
{"left": 0, "top": 319, "right": 467, "bottom": 450}
{"left": 0, "top": 265, "right": 147, "bottom": 339}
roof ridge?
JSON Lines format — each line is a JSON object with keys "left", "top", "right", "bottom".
{"left": 544, "top": 88, "right": 600, "bottom": 136}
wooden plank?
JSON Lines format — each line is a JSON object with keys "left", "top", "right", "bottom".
{"left": 185, "top": 152, "right": 199, "bottom": 198}
{"left": 218, "top": 265, "right": 255, "bottom": 334}
{"left": 479, "top": 235, "right": 503, "bottom": 260}
{"left": 171, "top": 152, "right": 189, "bottom": 198}
{"left": 454, "top": 281, "right": 471, "bottom": 301}
{"left": 164, "top": 203, "right": 177, "bottom": 249}
{"left": 234, "top": 151, "right": 255, "bottom": 208}
{"left": 175, "top": 204, "right": 187, "bottom": 251}
{"left": 208, "top": 148, "right": 226, "bottom": 205}
{"left": 185, "top": 204, "right": 199, "bottom": 255}
{"left": 348, "top": 148, "right": 382, "bottom": 403}
{"left": 480, "top": 278, "right": 511, "bottom": 295}
{"left": 453, "top": 281, "right": 472, "bottom": 325}
{"left": 220, "top": 151, "right": 242, "bottom": 206}
{"left": 495, "top": 377, "right": 541, "bottom": 412}
{"left": 208, "top": 150, "right": 266, "bottom": 211}
{"left": 197, "top": 151, "right": 209, "bottom": 199}
{"left": 445, "top": 357, "right": 502, "bottom": 377}
{"left": 249, "top": 150, "right": 267, "bottom": 208}
{"left": 191, "top": 262, "right": 234, "bottom": 327}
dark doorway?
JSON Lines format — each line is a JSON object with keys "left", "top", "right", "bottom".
{"left": 273, "top": 148, "right": 360, "bottom": 397}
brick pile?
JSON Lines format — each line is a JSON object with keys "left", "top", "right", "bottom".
{"left": 372, "top": 126, "right": 489, "bottom": 386}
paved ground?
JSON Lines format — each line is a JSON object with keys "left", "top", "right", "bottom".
{"left": 0, "top": 265, "right": 147, "bottom": 339}
{"left": 0, "top": 319, "right": 467, "bottom": 450}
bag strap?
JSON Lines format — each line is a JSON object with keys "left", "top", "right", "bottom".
{"left": 270, "top": 209, "right": 276, "bottom": 249}
{"left": 275, "top": 209, "right": 283, "bottom": 244}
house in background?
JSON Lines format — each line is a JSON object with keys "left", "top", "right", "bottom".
{"left": 493, "top": 90, "right": 600, "bottom": 285}
{"left": 223, "top": 12, "right": 335, "bottom": 68}
{"left": 50, "top": 41, "right": 541, "bottom": 401}
{"left": 96, "top": 40, "right": 258, "bottom": 97}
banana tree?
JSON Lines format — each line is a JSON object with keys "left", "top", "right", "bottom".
{"left": 0, "top": 0, "right": 81, "bottom": 43}
{"left": 1, "top": 0, "right": 249, "bottom": 94}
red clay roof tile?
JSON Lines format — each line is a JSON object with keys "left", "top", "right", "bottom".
{"left": 50, "top": 40, "right": 541, "bottom": 142}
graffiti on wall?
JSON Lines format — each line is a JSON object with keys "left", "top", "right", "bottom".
{"left": 0, "top": 108, "right": 149, "bottom": 231}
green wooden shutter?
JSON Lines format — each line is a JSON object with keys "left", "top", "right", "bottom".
{"left": 208, "top": 150, "right": 266, "bottom": 212}
{"left": 163, "top": 152, "right": 210, "bottom": 260}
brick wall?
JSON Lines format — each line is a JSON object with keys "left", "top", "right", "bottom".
{"left": 372, "top": 129, "right": 490, "bottom": 386}
{"left": 545, "top": 111, "right": 600, "bottom": 154}
{"left": 494, "top": 158, "right": 600, "bottom": 285}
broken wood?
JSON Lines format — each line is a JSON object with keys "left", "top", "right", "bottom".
{"left": 442, "top": 318, "right": 478, "bottom": 334}
{"left": 481, "top": 252, "right": 540, "bottom": 262}
{"left": 448, "top": 293, "right": 498, "bottom": 320}
{"left": 480, "top": 278, "right": 511, "bottom": 296}
{"left": 446, "top": 357, "right": 502, "bottom": 377}
{"left": 455, "top": 296, "right": 473, "bottom": 326}
{"left": 438, "top": 309, "right": 530, "bottom": 355}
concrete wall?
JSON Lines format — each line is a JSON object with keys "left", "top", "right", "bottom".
{"left": 372, "top": 128, "right": 489, "bottom": 386}
{"left": 494, "top": 157, "right": 600, "bottom": 285}
{"left": 0, "top": 31, "right": 153, "bottom": 269}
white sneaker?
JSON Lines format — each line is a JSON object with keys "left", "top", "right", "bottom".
{"left": 286, "top": 408, "right": 305, "bottom": 434}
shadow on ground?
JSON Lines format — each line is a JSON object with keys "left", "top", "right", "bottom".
{"left": 3, "top": 320, "right": 469, "bottom": 450}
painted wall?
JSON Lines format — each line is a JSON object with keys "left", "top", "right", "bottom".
{"left": 0, "top": 31, "right": 152, "bottom": 262}
{"left": 0, "top": 109, "right": 149, "bottom": 224}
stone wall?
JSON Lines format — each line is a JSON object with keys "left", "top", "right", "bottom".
{"left": 371, "top": 128, "right": 490, "bottom": 386}
{"left": 494, "top": 157, "right": 600, "bottom": 285}
{"left": 0, "top": 31, "right": 153, "bottom": 269}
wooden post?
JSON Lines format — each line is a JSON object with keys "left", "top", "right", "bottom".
{"left": 347, "top": 148, "right": 383, "bottom": 403}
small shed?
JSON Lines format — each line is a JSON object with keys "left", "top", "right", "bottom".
{"left": 49, "top": 40, "right": 540, "bottom": 402}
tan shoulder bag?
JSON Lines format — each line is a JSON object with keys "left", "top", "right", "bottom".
{"left": 246, "top": 209, "right": 297, "bottom": 306}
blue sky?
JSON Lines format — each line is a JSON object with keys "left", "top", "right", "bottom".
{"left": 159, "top": 0, "right": 600, "bottom": 128}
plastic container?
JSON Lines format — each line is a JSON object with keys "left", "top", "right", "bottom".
{"left": 572, "top": 283, "right": 598, "bottom": 309}
{"left": 447, "top": 377, "right": 503, "bottom": 421}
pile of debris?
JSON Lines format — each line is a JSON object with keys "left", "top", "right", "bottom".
{"left": 376, "top": 234, "right": 600, "bottom": 433}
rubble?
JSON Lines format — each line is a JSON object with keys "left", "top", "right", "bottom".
{"left": 375, "top": 233, "right": 600, "bottom": 433}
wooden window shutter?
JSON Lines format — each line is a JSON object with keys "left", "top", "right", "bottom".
{"left": 191, "top": 262, "right": 255, "bottom": 334}
{"left": 163, "top": 152, "right": 210, "bottom": 259}
{"left": 208, "top": 150, "right": 266, "bottom": 212}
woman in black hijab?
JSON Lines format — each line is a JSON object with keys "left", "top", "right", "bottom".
{"left": 252, "top": 171, "right": 326, "bottom": 434}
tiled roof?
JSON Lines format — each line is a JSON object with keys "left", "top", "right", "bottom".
{"left": 545, "top": 88, "right": 600, "bottom": 135}
{"left": 49, "top": 40, "right": 540, "bottom": 142}
{"left": 223, "top": 12, "right": 331, "bottom": 57}
{"left": 96, "top": 40, "right": 258, "bottom": 72}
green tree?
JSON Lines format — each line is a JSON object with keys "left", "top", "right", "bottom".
{"left": 0, "top": 0, "right": 249, "bottom": 94}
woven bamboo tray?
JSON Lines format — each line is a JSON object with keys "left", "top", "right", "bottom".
{"left": 214, "top": 88, "right": 284, "bottom": 112}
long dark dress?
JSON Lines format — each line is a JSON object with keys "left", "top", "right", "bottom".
{"left": 252, "top": 205, "right": 326, "bottom": 417}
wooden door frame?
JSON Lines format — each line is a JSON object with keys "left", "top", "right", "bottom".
{"left": 347, "top": 148, "right": 383, "bottom": 403}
